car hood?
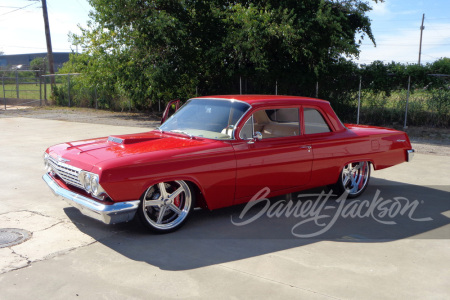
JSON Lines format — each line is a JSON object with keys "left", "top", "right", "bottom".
{"left": 47, "top": 131, "right": 216, "bottom": 172}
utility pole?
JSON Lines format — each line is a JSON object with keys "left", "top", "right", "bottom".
{"left": 41, "top": 0, "right": 55, "bottom": 86}
{"left": 418, "top": 13, "right": 425, "bottom": 65}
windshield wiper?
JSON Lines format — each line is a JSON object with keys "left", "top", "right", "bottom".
{"left": 169, "top": 130, "right": 194, "bottom": 139}
{"left": 155, "top": 127, "right": 163, "bottom": 133}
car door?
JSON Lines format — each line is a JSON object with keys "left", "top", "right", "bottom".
{"left": 232, "top": 107, "right": 313, "bottom": 203}
{"left": 302, "top": 106, "right": 345, "bottom": 187}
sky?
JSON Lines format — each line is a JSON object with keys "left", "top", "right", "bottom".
{"left": 354, "top": 0, "right": 450, "bottom": 65}
{"left": 0, "top": 0, "right": 92, "bottom": 54}
{"left": 0, "top": 0, "right": 449, "bottom": 65}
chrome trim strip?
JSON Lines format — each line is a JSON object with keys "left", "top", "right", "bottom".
{"left": 407, "top": 149, "right": 415, "bottom": 162}
{"left": 43, "top": 173, "right": 140, "bottom": 224}
{"left": 189, "top": 97, "right": 252, "bottom": 107}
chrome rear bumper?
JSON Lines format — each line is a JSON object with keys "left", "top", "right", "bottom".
{"left": 407, "top": 149, "right": 415, "bottom": 162}
{"left": 43, "top": 173, "right": 139, "bottom": 224}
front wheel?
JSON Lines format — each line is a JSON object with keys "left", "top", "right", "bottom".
{"left": 331, "top": 161, "right": 371, "bottom": 199}
{"left": 137, "top": 180, "right": 195, "bottom": 233}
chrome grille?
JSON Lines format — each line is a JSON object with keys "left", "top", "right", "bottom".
{"left": 48, "top": 156, "right": 84, "bottom": 189}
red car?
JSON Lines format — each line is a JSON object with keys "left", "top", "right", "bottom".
{"left": 43, "top": 95, "right": 414, "bottom": 233}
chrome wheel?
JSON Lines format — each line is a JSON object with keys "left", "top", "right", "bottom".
{"left": 337, "top": 161, "right": 371, "bottom": 198}
{"left": 138, "top": 180, "right": 194, "bottom": 232}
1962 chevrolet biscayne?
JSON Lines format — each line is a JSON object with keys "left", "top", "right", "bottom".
{"left": 43, "top": 95, "right": 415, "bottom": 233}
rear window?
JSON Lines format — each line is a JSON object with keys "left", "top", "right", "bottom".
{"left": 304, "top": 108, "right": 331, "bottom": 134}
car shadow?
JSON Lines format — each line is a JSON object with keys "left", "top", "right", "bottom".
{"left": 64, "top": 179, "right": 450, "bottom": 271}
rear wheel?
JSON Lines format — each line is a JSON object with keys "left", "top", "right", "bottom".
{"left": 137, "top": 180, "right": 195, "bottom": 233}
{"left": 331, "top": 161, "right": 371, "bottom": 198}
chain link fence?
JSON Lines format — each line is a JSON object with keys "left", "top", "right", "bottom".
{"left": 229, "top": 73, "right": 449, "bottom": 127}
{"left": 2, "top": 71, "right": 449, "bottom": 127}
{"left": 353, "top": 74, "right": 450, "bottom": 128}
{"left": 1, "top": 70, "right": 44, "bottom": 109}
{"left": 42, "top": 73, "right": 135, "bottom": 111}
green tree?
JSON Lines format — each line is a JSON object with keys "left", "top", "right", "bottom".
{"left": 430, "top": 57, "right": 450, "bottom": 75}
{"left": 30, "top": 57, "right": 47, "bottom": 77}
{"left": 64, "top": 0, "right": 382, "bottom": 110}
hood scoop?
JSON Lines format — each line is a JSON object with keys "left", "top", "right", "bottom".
{"left": 108, "top": 136, "right": 125, "bottom": 144}
{"left": 107, "top": 134, "right": 161, "bottom": 145}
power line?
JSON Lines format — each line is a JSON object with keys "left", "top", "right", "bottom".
{"left": 0, "top": 45, "right": 68, "bottom": 51}
{"left": 74, "top": 0, "right": 89, "bottom": 14}
{"left": 0, "top": 2, "right": 38, "bottom": 17}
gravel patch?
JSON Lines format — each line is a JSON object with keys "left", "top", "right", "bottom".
{"left": 0, "top": 106, "right": 159, "bottom": 128}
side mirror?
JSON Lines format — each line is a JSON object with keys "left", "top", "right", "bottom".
{"left": 254, "top": 131, "right": 263, "bottom": 140}
{"left": 247, "top": 131, "right": 262, "bottom": 144}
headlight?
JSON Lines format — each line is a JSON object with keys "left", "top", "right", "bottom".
{"left": 79, "top": 171, "right": 106, "bottom": 198}
{"left": 90, "top": 174, "right": 99, "bottom": 196}
{"left": 80, "top": 171, "right": 92, "bottom": 193}
{"left": 43, "top": 152, "right": 52, "bottom": 173}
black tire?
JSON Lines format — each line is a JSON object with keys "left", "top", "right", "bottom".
{"left": 137, "top": 180, "right": 195, "bottom": 233}
{"left": 330, "top": 161, "right": 371, "bottom": 199}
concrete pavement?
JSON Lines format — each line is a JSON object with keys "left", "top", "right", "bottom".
{"left": 0, "top": 117, "right": 449, "bottom": 299}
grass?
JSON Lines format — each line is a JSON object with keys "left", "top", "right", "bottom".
{"left": 0, "top": 83, "right": 56, "bottom": 100}
{"left": 357, "top": 89, "right": 449, "bottom": 127}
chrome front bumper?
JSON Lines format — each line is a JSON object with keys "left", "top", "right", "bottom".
{"left": 43, "top": 173, "right": 140, "bottom": 224}
{"left": 407, "top": 149, "right": 415, "bottom": 162}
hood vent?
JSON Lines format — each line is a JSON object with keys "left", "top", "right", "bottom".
{"left": 108, "top": 136, "right": 124, "bottom": 144}
{"left": 108, "top": 135, "right": 161, "bottom": 145}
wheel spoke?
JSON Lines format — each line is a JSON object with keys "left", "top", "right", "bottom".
{"left": 348, "top": 174, "right": 358, "bottom": 193}
{"left": 354, "top": 173, "right": 362, "bottom": 186}
{"left": 144, "top": 199, "right": 164, "bottom": 207}
{"left": 353, "top": 162, "right": 362, "bottom": 171}
{"left": 156, "top": 205, "right": 168, "bottom": 224}
{"left": 168, "top": 203, "right": 182, "bottom": 215}
{"left": 158, "top": 182, "right": 169, "bottom": 199}
{"left": 343, "top": 174, "right": 351, "bottom": 187}
{"left": 349, "top": 180, "right": 359, "bottom": 193}
{"left": 169, "top": 187, "right": 184, "bottom": 201}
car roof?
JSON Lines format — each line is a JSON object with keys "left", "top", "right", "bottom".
{"left": 191, "top": 94, "right": 330, "bottom": 107}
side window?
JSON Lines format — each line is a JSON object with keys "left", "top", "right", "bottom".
{"left": 266, "top": 108, "right": 299, "bottom": 123}
{"left": 304, "top": 108, "right": 331, "bottom": 134}
{"left": 240, "top": 108, "right": 300, "bottom": 139}
{"left": 239, "top": 115, "right": 254, "bottom": 140}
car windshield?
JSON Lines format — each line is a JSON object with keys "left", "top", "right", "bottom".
{"left": 159, "top": 99, "right": 250, "bottom": 139}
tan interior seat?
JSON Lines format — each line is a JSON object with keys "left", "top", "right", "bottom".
{"left": 262, "top": 123, "right": 299, "bottom": 138}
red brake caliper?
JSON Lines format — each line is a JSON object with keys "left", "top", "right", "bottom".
{"left": 174, "top": 195, "right": 181, "bottom": 207}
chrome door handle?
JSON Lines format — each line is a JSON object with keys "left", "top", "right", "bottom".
{"left": 300, "top": 145, "right": 312, "bottom": 152}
